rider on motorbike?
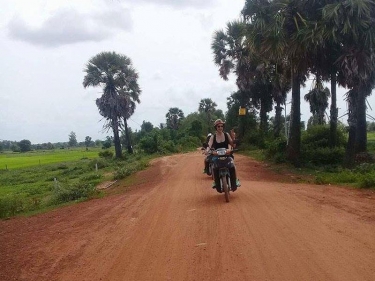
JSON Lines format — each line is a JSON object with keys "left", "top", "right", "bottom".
{"left": 205, "top": 119, "right": 240, "bottom": 192}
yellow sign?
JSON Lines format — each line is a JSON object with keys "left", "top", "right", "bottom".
{"left": 239, "top": 107, "right": 246, "bottom": 116}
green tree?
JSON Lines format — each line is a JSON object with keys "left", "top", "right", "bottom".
{"left": 166, "top": 108, "right": 184, "bottom": 130}
{"left": 198, "top": 98, "right": 217, "bottom": 131}
{"left": 68, "top": 131, "right": 77, "bottom": 147}
{"left": 318, "top": 0, "right": 375, "bottom": 166}
{"left": 84, "top": 136, "right": 93, "bottom": 149}
{"left": 141, "top": 121, "right": 154, "bottom": 133}
{"left": 102, "top": 136, "right": 112, "bottom": 149}
{"left": 19, "top": 139, "right": 32, "bottom": 152}
{"left": 304, "top": 79, "right": 330, "bottom": 126}
{"left": 83, "top": 51, "right": 141, "bottom": 158}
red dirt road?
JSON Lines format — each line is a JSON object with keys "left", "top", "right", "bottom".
{"left": 1, "top": 151, "right": 375, "bottom": 281}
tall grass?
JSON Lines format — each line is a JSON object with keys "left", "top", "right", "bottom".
{"left": 0, "top": 150, "right": 152, "bottom": 219}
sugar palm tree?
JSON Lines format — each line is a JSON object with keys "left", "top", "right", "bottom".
{"left": 166, "top": 107, "right": 184, "bottom": 130}
{"left": 198, "top": 98, "right": 217, "bottom": 131}
{"left": 243, "top": 0, "right": 310, "bottom": 165}
{"left": 83, "top": 51, "right": 141, "bottom": 158}
{"left": 319, "top": 0, "right": 375, "bottom": 166}
{"left": 304, "top": 78, "right": 331, "bottom": 125}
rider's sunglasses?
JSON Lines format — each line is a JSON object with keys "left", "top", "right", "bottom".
{"left": 216, "top": 125, "right": 223, "bottom": 128}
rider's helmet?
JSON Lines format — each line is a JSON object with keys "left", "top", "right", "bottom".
{"left": 213, "top": 119, "right": 225, "bottom": 129}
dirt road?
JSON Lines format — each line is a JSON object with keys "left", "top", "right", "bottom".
{"left": 1, "top": 151, "right": 375, "bottom": 281}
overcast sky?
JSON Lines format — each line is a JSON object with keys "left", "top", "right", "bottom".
{"left": 1, "top": 0, "right": 374, "bottom": 144}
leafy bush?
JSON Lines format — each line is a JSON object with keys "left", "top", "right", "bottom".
{"left": 98, "top": 150, "right": 114, "bottom": 158}
{"left": 265, "top": 137, "right": 287, "bottom": 163}
{"left": 51, "top": 181, "right": 97, "bottom": 204}
{"left": 302, "top": 147, "right": 345, "bottom": 165}
{"left": 359, "top": 177, "right": 375, "bottom": 188}
{"left": 114, "top": 167, "right": 132, "bottom": 180}
{"left": 89, "top": 158, "right": 109, "bottom": 169}
{"left": 139, "top": 135, "right": 158, "bottom": 154}
{"left": 301, "top": 125, "right": 346, "bottom": 165}
{"left": 0, "top": 195, "right": 25, "bottom": 218}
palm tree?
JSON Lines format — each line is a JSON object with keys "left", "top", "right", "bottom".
{"left": 319, "top": 0, "right": 375, "bottom": 166}
{"left": 83, "top": 51, "right": 141, "bottom": 158}
{"left": 304, "top": 78, "right": 330, "bottom": 125}
{"left": 166, "top": 108, "right": 184, "bottom": 130}
{"left": 242, "top": 0, "right": 310, "bottom": 165}
{"left": 198, "top": 98, "right": 217, "bottom": 131}
{"left": 212, "top": 19, "right": 275, "bottom": 136}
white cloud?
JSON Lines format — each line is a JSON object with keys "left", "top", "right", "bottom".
{"left": 7, "top": 6, "right": 132, "bottom": 47}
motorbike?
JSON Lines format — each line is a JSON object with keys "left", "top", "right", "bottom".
{"left": 211, "top": 148, "right": 235, "bottom": 202}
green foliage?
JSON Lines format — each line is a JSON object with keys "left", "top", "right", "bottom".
{"left": 102, "top": 136, "right": 112, "bottom": 149}
{"left": 98, "top": 150, "right": 114, "bottom": 158}
{"left": 0, "top": 149, "right": 153, "bottom": 218}
{"left": 19, "top": 139, "right": 32, "bottom": 152}
{"left": 68, "top": 131, "right": 78, "bottom": 147}
{"left": 51, "top": 181, "right": 98, "bottom": 204}
{"left": 265, "top": 137, "right": 287, "bottom": 163}
{"left": 302, "top": 147, "right": 345, "bottom": 165}
{"left": 300, "top": 125, "right": 346, "bottom": 165}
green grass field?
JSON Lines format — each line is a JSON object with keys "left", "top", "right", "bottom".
{"left": 0, "top": 148, "right": 102, "bottom": 170}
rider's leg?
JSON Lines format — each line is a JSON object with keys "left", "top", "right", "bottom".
{"left": 229, "top": 166, "right": 240, "bottom": 191}
{"left": 213, "top": 168, "right": 221, "bottom": 192}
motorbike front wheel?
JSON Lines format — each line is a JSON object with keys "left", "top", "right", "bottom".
{"left": 221, "top": 176, "right": 230, "bottom": 202}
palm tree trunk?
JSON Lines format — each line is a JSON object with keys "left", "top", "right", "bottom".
{"left": 274, "top": 103, "right": 283, "bottom": 138}
{"left": 344, "top": 90, "right": 356, "bottom": 168}
{"left": 124, "top": 118, "right": 133, "bottom": 154}
{"left": 329, "top": 72, "right": 338, "bottom": 147}
{"left": 354, "top": 87, "right": 368, "bottom": 153}
{"left": 287, "top": 65, "right": 301, "bottom": 166}
{"left": 112, "top": 119, "right": 122, "bottom": 158}
{"left": 260, "top": 97, "right": 268, "bottom": 133}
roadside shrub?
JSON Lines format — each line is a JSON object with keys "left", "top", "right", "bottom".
{"left": 359, "top": 176, "right": 375, "bottom": 188}
{"left": 52, "top": 182, "right": 97, "bottom": 204}
{"left": 265, "top": 137, "right": 287, "bottom": 163}
{"left": 139, "top": 136, "right": 158, "bottom": 154}
{"left": 301, "top": 125, "right": 346, "bottom": 165}
{"left": 302, "top": 125, "right": 346, "bottom": 149}
{"left": 98, "top": 150, "right": 113, "bottom": 158}
{"left": 0, "top": 195, "right": 25, "bottom": 218}
{"left": 114, "top": 167, "right": 132, "bottom": 180}
{"left": 355, "top": 152, "right": 375, "bottom": 165}
{"left": 302, "top": 147, "right": 345, "bottom": 165}
{"left": 89, "top": 158, "right": 109, "bottom": 169}
{"left": 242, "top": 130, "right": 267, "bottom": 149}
{"left": 176, "top": 136, "right": 200, "bottom": 151}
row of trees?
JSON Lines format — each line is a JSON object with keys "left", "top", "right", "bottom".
{"left": 211, "top": 0, "right": 375, "bottom": 167}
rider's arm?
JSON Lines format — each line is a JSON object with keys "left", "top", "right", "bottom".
{"left": 227, "top": 133, "right": 234, "bottom": 149}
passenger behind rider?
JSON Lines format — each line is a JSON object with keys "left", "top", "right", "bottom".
{"left": 206, "top": 119, "right": 240, "bottom": 192}
{"left": 203, "top": 133, "right": 213, "bottom": 174}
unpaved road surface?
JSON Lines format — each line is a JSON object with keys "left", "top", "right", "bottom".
{"left": 1, "top": 151, "right": 375, "bottom": 281}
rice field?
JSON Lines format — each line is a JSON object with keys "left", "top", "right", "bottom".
{"left": 0, "top": 148, "right": 102, "bottom": 170}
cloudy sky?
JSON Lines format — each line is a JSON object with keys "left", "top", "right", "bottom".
{"left": 1, "top": 0, "right": 374, "bottom": 144}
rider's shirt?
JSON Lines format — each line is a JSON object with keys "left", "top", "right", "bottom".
{"left": 213, "top": 133, "right": 230, "bottom": 149}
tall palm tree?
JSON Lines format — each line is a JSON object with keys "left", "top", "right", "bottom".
{"left": 198, "top": 98, "right": 217, "bottom": 131}
{"left": 83, "top": 51, "right": 141, "bottom": 158}
{"left": 319, "top": 0, "right": 375, "bottom": 166}
{"left": 212, "top": 19, "right": 275, "bottom": 136}
{"left": 243, "top": 0, "right": 310, "bottom": 165}
{"left": 304, "top": 78, "right": 331, "bottom": 125}
{"left": 166, "top": 107, "right": 184, "bottom": 130}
